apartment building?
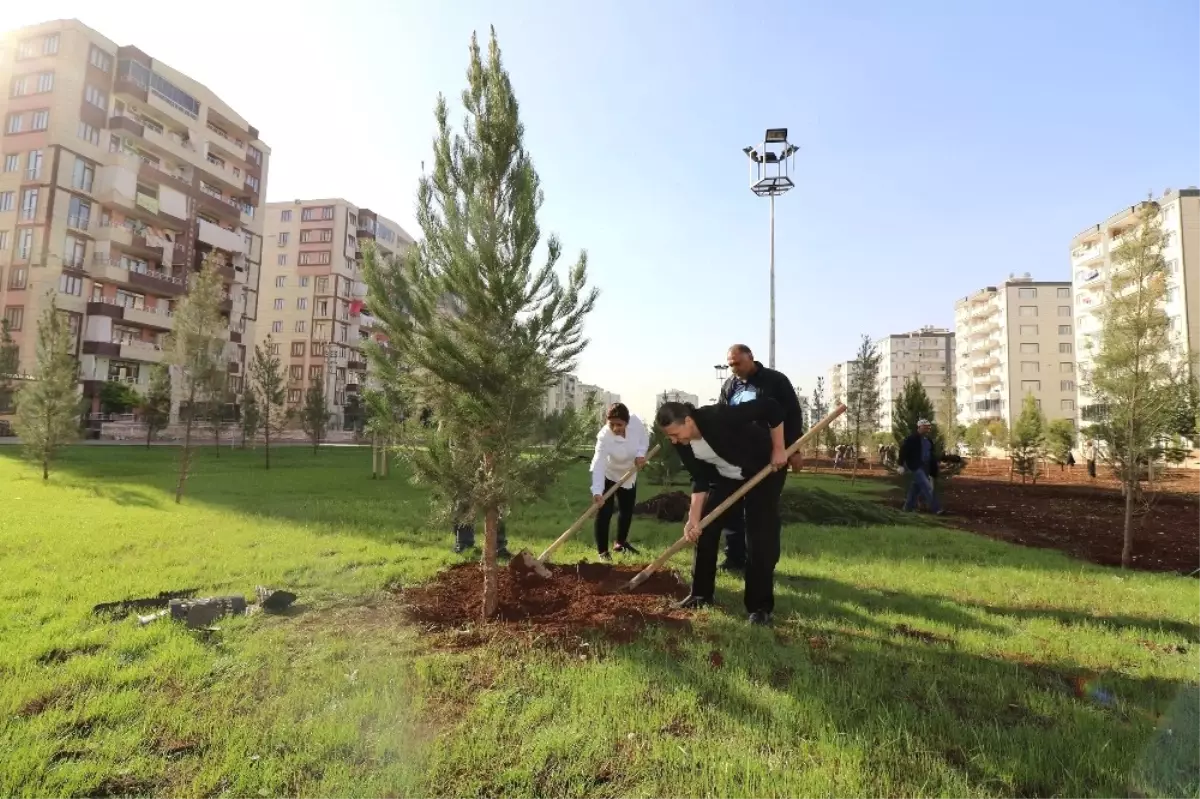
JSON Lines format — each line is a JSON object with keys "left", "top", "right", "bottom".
{"left": 1070, "top": 188, "right": 1199, "bottom": 417}
{"left": 876, "top": 326, "right": 955, "bottom": 429}
{"left": 544, "top": 374, "right": 619, "bottom": 416}
{"left": 656, "top": 389, "right": 699, "bottom": 408}
{"left": 954, "top": 274, "right": 1077, "bottom": 430}
{"left": 0, "top": 19, "right": 269, "bottom": 421}
{"left": 259, "top": 199, "right": 413, "bottom": 428}
{"left": 826, "top": 360, "right": 855, "bottom": 429}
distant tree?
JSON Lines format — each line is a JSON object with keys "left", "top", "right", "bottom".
{"left": 140, "top": 364, "right": 172, "bottom": 448}
{"left": 239, "top": 387, "right": 260, "bottom": 448}
{"left": 845, "top": 335, "right": 883, "bottom": 481}
{"left": 165, "top": 256, "right": 226, "bottom": 503}
{"left": 13, "top": 295, "right": 79, "bottom": 479}
{"left": 1046, "top": 418, "right": 1076, "bottom": 468}
{"left": 0, "top": 318, "right": 21, "bottom": 414}
{"left": 298, "top": 384, "right": 330, "bottom": 454}
{"left": 203, "top": 365, "right": 230, "bottom": 457}
{"left": 1081, "top": 201, "right": 1191, "bottom": 567}
{"left": 940, "top": 384, "right": 959, "bottom": 452}
{"left": 809, "top": 377, "right": 827, "bottom": 460}
{"left": 963, "top": 421, "right": 989, "bottom": 457}
{"left": 891, "top": 376, "right": 941, "bottom": 451}
{"left": 249, "top": 338, "right": 288, "bottom": 469}
{"left": 986, "top": 418, "right": 1010, "bottom": 451}
{"left": 99, "top": 380, "right": 139, "bottom": 415}
{"left": 646, "top": 422, "right": 684, "bottom": 486}
{"left": 1010, "top": 394, "right": 1046, "bottom": 483}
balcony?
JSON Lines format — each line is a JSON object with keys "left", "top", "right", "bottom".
{"left": 66, "top": 214, "right": 94, "bottom": 235}
{"left": 95, "top": 221, "right": 133, "bottom": 248}
{"left": 109, "top": 115, "right": 144, "bottom": 138}
{"left": 118, "top": 339, "right": 165, "bottom": 363}
{"left": 347, "top": 357, "right": 367, "bottom": 371}
{"left": 1071, "top": 245, "right": 1103, "bottom": 265}
{"left": 205, "top": 121, "right": 247, "bottom": 159}
{"left": 197, "top": 218, "right": 247, "bottom": 254}
{"left": 140, "top": 124, "right": 201, "bottom": 168}
{"left": 196, "top": 188, "right": 244, "bottom": 223}
{"left": 201, "top": 150, "right": 244, "bottom": 192}
{"left": 89, "top": 253, "right": 187, "bottom": 296}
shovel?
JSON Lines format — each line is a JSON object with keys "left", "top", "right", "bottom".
{"left": 536, "top": 444, "right": 661, "bottom": 564}
{"left": 617, "top": 404, "right": 848, "bottom": 593}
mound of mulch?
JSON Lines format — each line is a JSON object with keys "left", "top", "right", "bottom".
{"left": 400, "top": 559, "right": 691, "bottom": 642}
{"left": 634, "top": 491, "right": 689, "bottom": 522}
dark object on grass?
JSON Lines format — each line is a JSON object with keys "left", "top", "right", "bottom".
{"left": 169, "top": 596, "right": 248, "bottom": 628}
{"left": 633, "top": 490, "right": 689, "bottom": 522}
{"left": 92, "top": 588, "right": 200, "bottom": 617}
{"left": 255, "top": 586, "right": 298, "bottom": 612}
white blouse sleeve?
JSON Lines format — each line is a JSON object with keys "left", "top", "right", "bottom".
{"left": 631, "top": 416, "right": 649, "bottom": 458}
{"left": 589, "top": 428, "right": 608, "bottom": 496}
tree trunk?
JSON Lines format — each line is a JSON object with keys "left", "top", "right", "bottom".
{"left": 213, "top": 417, "right": 220, "bottom": 458}
{"left": 146, "top": 423, "right": 153, "bottom": 449}
{"left": 482, "top": 505, "right": 500, "bottom": 620}
{"left": 42, "top": 453, "right": 48, "bottom": 481}
{"left": 264, "top": 413, "right": 271, "bottom": 470}
{"left": 1121, "top": 473, "right": 1135, "bottom": 568}
{"left": 176, "top": 407, "right": 194, "bottom": 504}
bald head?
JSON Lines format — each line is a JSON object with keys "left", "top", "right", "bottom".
{"left": 727, "top": 344, "right": 756, "bottom": 378}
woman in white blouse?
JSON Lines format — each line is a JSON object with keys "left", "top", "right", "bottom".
{"left": 589, "top": 403, "right": 649, "bottom": 560}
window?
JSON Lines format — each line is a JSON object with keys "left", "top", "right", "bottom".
{"left": 58, "top": 273, "right": 82, "bottom": 296}
{"left": 268, "top": 342, "right": 280, "bottom": 356}
{"left": 1019, "top": 343, "right": 1039, "bottom": 354}
{"left": 1056, "top": 287, "right": 1070, "bottom": 298}
{"left": 1060, "top": 362, "right": 1074, "bottom": 374}
{"left": 316, "top": 300, "right": 329, "bottom": 316}
{"left": 1165, "top": 287, "right": 1178, "bottom": 304}
{"left": 89, "top": 46, "right": 113, "bottom": 72}
{"left": 8, "top": 265, "right": 27, "bottom": 289}
{"left": 43, "top": 34, "right": 59, "bottom": 55}
{"left": 291, "top": 341, "right": 305, "bottom": 357}
{"left": 247, "top": 146, "right": 263, "bottom": 166}
{"left": 316, "top": 277, "right": 329, "bottom": 294}
{"left": 1165, "top": 258, "right": 1179, "bottom": 275}
{"left": 10, "top": 76, "right": 30, "bottom": 97}
{"left": 77, "top": 121, "right": 100, "bottom": 145}
{"left": 1060, "top": 380, "right": 1075, "bottom": 391}
{"left": 274, "top": 276, "right": 286, "bottom": 288}
{"left": 270, "top": 321, "right": 282, "bottom": 333}
{"left": 1017, "top": 287, "right": 1037, "bottom": 299}
{"left": 1061, "top": 399, "right": 1076, "bottom": 411}
{"left": 27, "top": 150, "right": 42, "bottom": 178}
{"left": 31, "top": 111, "right": 48, "bottom": 131}
{"left": 299, "top": 276, "right": 310, "bottom": 287}
{"left": 0, "top": 191, "right": 12, "bottom": 212}
{"left": 4, "top": 306, "right": 25, "bottom": 330}
{"left": 72, "top": 158, "right": 95, "bottom": 191}
{"left": 311, "top": 341, "right": 326, "bottom": 357}
{"left": 288, "top": 389, "right": 302, "bottom": 404}
{"left": 309, "top": 365, "right": 323, "bottom": 381}
{"left": 1020, "top": 380, "right": 1040, "bottom": 392}
{"left": 20, "top": 189, "right": 38, "bottom": 220}
{"left": 1058, "top": 342, "right": 1073, "bottom": 354}
{"left": 63, "top": 235, "right": 86, "bottom": 268}
{"left": 38, "top": 72, "right": 55, "bottom": 93}
{"left": 1018, "top": 306, "right": 1037, "bottom": 317}
{"left": 273, "top": 298, "right": 284, "bottom": 310}
{"left": 280, "top": 209, "right": 291, "bottom": 222}
{"left": 289, "top": 365, "right": 303, "bottom": 381}
{"left": 1057, "top": 306, "right": 1071, "bottom": 317}
{"left": 1058, "top": 324, "right": 1072, "bottom": 335}
{"left": 3, "top": 155, "right": 17, "bottom": 172}
{"left": 67, "top": 196, "right": 91, "bottom": 229}
{"left": 1021, "top": 361, "right": 1040, "bottom": 373}
{"left": 245, "top": 174, "right": 259, "bottom": 192}
{"left": 301, "top": 206, "right": 334, "bottom": 221}
{"left": 85, "top": 84, "right": 107, "bottom": 109}
{"left": 300, "top": 228, "right": 333, "bottom": 243}
{"left": 295, "top": 320, "right": 307, "bottom": 333}
{"left": 296, "top": 297, "right": 308, "bottom": 310}
{"left": 276, "top": 254, "right": 287, "bottom": 266}
{"left": 17, "top": 228, "right": 33, "bottom": 258}
{"left": 277, "top": 232, "right": 289, "bottom": 246}
{"left": 1018, "top": 325, "right": 1038, "bottom": 336}
{"left": 7, "top": 114, "right": 23, "bottom": 134}
{"left": 298, "top": 251, "right": 331, "bottom": 266}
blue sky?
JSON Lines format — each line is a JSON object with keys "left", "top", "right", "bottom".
{"left": 10, "top": 1, "right": 1200, "bottom": 417}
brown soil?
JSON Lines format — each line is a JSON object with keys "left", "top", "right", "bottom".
{"left": 400, "top": 559, "right": 691, "bottom": 642}
{"left": 634, "top": 490, "right": 689, "bottom": 522}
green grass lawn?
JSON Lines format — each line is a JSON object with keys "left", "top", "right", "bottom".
{"left": 1, "top": 446, "right": 1196, "bottom": 798}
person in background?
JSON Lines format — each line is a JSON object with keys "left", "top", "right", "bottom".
{"left": 589, "top": 402, "right": 649, "bottom": 560}
{"left": 452, "top": 497, "right": 511, "bottom": 559}
{"left": 716, "top": 344, "right": 805, "bottom": 572}
{"left": 898, "top": 419, "right": 943, "bottom": 514}
{"left": 1085, "top": 439, "right": 1097, "bottom": 479}
{"left": 656, "top": 398, "right": 788, "bottom": 626}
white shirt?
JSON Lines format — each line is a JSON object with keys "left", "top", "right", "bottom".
{"left": 690, "top": 437, "right": 744, "bottom": 481}
{"left": 590, "top": 415, "right": 649, "bottom": 496}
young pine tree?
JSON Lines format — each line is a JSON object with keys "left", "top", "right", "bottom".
{"left": 204, "top": 364, "right": 230, "bottom": 457}
{"left": 239, "top": 387, "right": 260, "bottom": 448}
{"left": 249, "top": 337, "right": 287, "bottom": 469}
{"left": 363, "top": 29, "right": 598, "bottom": 619}
{"left": 141, "top": 364, "right": 172, "bottom": 448}
{"left": 299, "top": 383, "right": 330, "bottom": 454}
{"left": 13, "top": 295, "right": 79, "bottom": 479}
{"left": 1010, "top": 393, "right": 1046, "bottom": 484}
{"left": 0, "top": 318, "right": 20, "bottom": 415}
{"left": 891, "top": 376, "right": 940, "bottom": 450}
{"left": 1082, "top": 202, "right": 1189, "bottom": 567}
{"left": 1045, "top": 418, "right": 1076, "bottom": 468}
{"left": 845, "top": 335, "right": 883, "bottom": 482}
{"left": 166, "top": 256, "right": 226, "bottom": 503}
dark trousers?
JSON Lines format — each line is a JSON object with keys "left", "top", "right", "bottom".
{"left": 722, "top": 501, "right": 746, "bottom": 564}
{"left": 454, "top": 518, "right": 507, "bottom": 550}
{"left": 1087, "top": 460, "right": 1096, "bottom": 478}
{"left": 691, "top": 469, "right": 786, "bottom": 614}
{"left": 595, "top": 478, "right": 636, "bottom": 552}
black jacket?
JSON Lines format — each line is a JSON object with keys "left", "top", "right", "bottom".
{"left": 898, "top": 432, "right": 939, "bottom": 478}
{"left": 674, "top": 398, "right": 784, "bottom": 494}
{"left": 719, "top": 362, "right": 805, "bottom": 447}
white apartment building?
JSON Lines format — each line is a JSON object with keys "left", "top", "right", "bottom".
{"left": 876, "top": 326, "right": 955, "bottom": 429}
{"left": 826, "top": 360, "right": 855, "bottom": 429}
{"left": 1070, "top": 188, "right": 1199, "bottom": 417}
{"left": 955, "top": 274, "right": 1077, "bottom": 430}
{"left": 656, "top": 389, "right": 699, "bottom": 408}
{"left": 544, "top": 374, "right": 618, "bottom": 416}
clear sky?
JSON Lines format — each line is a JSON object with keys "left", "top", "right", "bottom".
{"left": 8, "top": 1, "right": 1200, "bottom": 417}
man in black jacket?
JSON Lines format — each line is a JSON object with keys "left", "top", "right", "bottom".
{"left": 716, "top": 344, "right": 805, "bottom": 571}
{"left": 655, "top": 398, "right": 789, "bottom": 625}
{"left": 898, "top": 419, "right": 943, "bottom": 514}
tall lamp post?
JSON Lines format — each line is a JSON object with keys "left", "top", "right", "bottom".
{"left": 743, "top": 128, "right": 799, "bottom": 369}
{"left": 713, "top": 363, "right": 729, "bottom": 398}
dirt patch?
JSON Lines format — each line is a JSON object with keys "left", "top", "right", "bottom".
{"left": 37, "top": 644, "right": 103, "bottom": 665}
{"left": 707, "top": 650, "right": 724, "bottom": 669}
{"left": 634, "top": 491, "right": 689, "bottom": 522}
{"left": 400, "top": 560, "right": 690, "bottom": 643}
{"left": 893, "top": 624, "right": 953, "bottom": 646}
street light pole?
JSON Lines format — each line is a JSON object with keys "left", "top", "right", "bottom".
{"left": 743, "top": 129, "right": 798, "bottom": 371}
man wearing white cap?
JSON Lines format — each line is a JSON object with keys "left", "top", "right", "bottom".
{"left": 898, "top": 419, "right": 943, "bottom": 514}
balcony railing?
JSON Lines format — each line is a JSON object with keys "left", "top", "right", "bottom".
{"left": 25, "top": 167, "right": 40, "bottom": 180}
{"left": 67, "top": 214, "right": 91, "bottom": 231}
{"left": 91, "top": 253, "right": 186, "bottom": 286}
{"left": 89, "top": 295, "right": 174, "bottom": 318}
{"left": 19, "top": 208, "right": 37, "bottom": 220}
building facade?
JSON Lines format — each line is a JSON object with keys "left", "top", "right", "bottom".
{"left": 0, "top": 19, "right": 269, "bottom": 422}
{"left": 544, "top": 374, "right": 618, "bottom": 416}
{"left": 826, "top": 360, "right": 856, "bottom": 429}
{"left": 954, "top": 275, "right": 1077, "bottom": 430}
{"left": 259, "top": 199, "right": 412, "bottom": 428}
{"left": 656, "top": 389, "right": 699, "bottom": 408}
{"left": 1070, "top": 188, "right": 1199, "bottom": 417}
{"left": 876, "top": 326, "right": 955, "bottom": 429}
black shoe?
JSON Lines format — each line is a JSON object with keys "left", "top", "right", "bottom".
{"left": 598, "top": 551, "right": 612, "bottom": 562}
{"left": 673, "top": 594, "right": 713, "bottom": 610}
{"left": 719, "top": 558, "right": 745, "bottom": 573}
{"left": 613, "top": 542, "right": 639, "bottom": 555}
{"left": 748, "top": 611, "right": 773, "bottom": 626}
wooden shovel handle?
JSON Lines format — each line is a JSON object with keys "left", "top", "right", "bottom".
{"left": 537, "top": 444, "right": 661, "bottom": 563}
{"left": 625, "top": 404, "right": 847, "bottom": 591}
